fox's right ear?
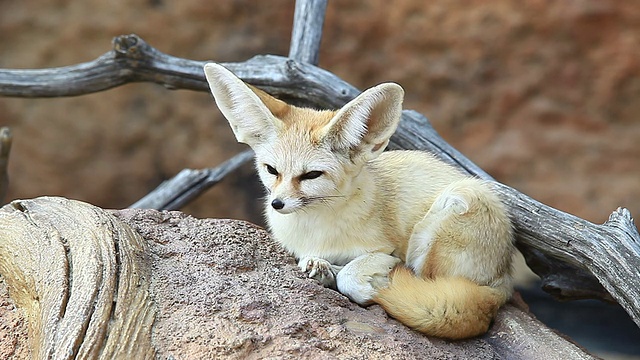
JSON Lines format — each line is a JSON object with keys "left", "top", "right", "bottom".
{"left": 203, "top": 63, "right": 286, "bottom": 148}
{"left": 321, "top": 82, "right": 404, "bottom": 162}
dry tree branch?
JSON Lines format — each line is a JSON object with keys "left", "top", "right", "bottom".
{"left": 289, "top": 0, "right": 327, "bottom": 65}
{"left": 0, "top": 127, "right": 12, "bottom": 204}
{"left": 130, "top": 149, "right": 254, "bottom": 210}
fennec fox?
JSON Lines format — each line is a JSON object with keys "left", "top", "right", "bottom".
{"left": 204, "top": 63, "right": 515, "bottom": 340}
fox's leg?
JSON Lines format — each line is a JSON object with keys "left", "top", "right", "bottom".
{"left": 298, "top": 256, "right": 344, "bottom": 289}
{"left": 406, "top": 179, "right": 514, "bottom": 288}
{"left": 336, "top": 253, "right": 401, "bottom": 306}
{"left": 405, "top": 187, "right": 469, "bottom": 277}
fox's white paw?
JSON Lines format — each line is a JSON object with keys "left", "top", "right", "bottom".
{"left": 299, "top": 256, "right": 337, "bottom": 289}
{"left": 336, "top": 253, "right": 401, "bottom": 306}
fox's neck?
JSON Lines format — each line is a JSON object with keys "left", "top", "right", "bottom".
{"left": 323, "top": 163, "right": 376, "bottom": 217}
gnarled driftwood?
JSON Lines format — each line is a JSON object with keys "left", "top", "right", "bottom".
{"left": 0, "top": 197, "right": 155, "bottom": 359}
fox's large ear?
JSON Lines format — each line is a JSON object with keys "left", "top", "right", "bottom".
{"left": 203, "top": 63, "right": 286, "bottom": 148}
{"left": 321, "top": 83, "right": 404, "bottom": 160}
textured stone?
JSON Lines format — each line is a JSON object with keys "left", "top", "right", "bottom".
{"left": 0, "top": 202, "right": 597, "bottom": 359}
{"left": 0, "top": 277, "right": 30, "bottom": 360}
{"left": 116, "top": 208, "right": 594, "bottom": 359}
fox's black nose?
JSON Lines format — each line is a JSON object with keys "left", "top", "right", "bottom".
{"left": 271, "top": 198, "right": 285, "bottom": 210}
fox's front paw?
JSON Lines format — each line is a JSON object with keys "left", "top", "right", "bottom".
{"left": 298, "top": 257, "right": 337, "bottom": 289}
{"left": 336, "top": 253, "right": 401, "bottom": 306}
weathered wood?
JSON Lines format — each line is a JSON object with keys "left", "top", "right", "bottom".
{"left": 288, "top": 0, "right": 327, "bottom": 65}
{"left": 505, "top": 199, "right": 640, "bottom": 320}
{"left": 130, "top": 149, "right": 253, "bottom": 210}
{"left": 0, "top": 197, "right": 156, "bottom": 359}
{"left": 517, "top": 247, "right": 613, "bottom": 302}
{"left": 486, "top": 294, "right": 596, "bottom": 359}
{"left": 0, "top": 35, "right": 209, "bottom": 97}
{"left": 0, "top": 36, "right": 355, "bottom": 109}
{"left": 0, "top": 127, "right": 11, "bottom": 204}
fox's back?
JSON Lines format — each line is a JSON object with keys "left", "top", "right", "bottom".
{"left": 367, "top": 150, "right": 470, "bottom": 251}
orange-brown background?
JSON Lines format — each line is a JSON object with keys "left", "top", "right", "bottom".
{"left": 1, "top": 0, "right": 638, "bottom": 225}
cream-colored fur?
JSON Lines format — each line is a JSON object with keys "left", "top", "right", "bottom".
{"left": 203, "top": 63, "right": 515, "bottom": 340}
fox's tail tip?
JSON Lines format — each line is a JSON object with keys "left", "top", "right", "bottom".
{"left": 374, "top": 267, "right": 507, "bottom": 340}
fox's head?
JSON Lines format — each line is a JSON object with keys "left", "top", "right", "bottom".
{"left": 204, "top": 63, "right": 404, "bottom": 215}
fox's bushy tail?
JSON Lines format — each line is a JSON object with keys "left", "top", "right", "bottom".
{"left": 374, "top": 267, "right": 509, "bottom": 340}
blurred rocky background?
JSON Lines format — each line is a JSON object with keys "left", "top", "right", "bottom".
{"left": 1, "top": 0, "right": 639, "bottom": 358}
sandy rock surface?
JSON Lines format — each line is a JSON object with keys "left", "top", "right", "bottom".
{"left": 0, "top": 277, "right": 30, "bottom": 360}
{"left": 0, "top": 204, "right": 596, "bottom": 359}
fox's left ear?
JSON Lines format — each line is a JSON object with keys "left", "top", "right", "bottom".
{"left": 321, "top": 83, "right": 404, "bottom": 161}
{"left": 203, "top": 63, "right": 287, "bottom": 148}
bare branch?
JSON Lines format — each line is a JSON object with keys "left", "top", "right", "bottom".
{"left": 130, "top": 149, "right": 254, "bottom": 210}
{"left": 0, "top": 34, "right": 354, "bottom": 104}
{"left": 0, "top": 127, "right": 11, "bottom": 204}
{"left": 289, "top": 0, "right": 328, "bottom": 64}
{"left": 518, "top": 246, "right": 613, "bottom": 302}
{"left": 0, "top": 35, "right": 208, "bottom": 97}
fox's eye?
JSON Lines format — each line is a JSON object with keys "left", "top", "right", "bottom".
{"left": 265, "top": 164, "right": 279, "bottom": 175}
{"left": 300, "top": 170, "right": 323, "bottom": 180}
